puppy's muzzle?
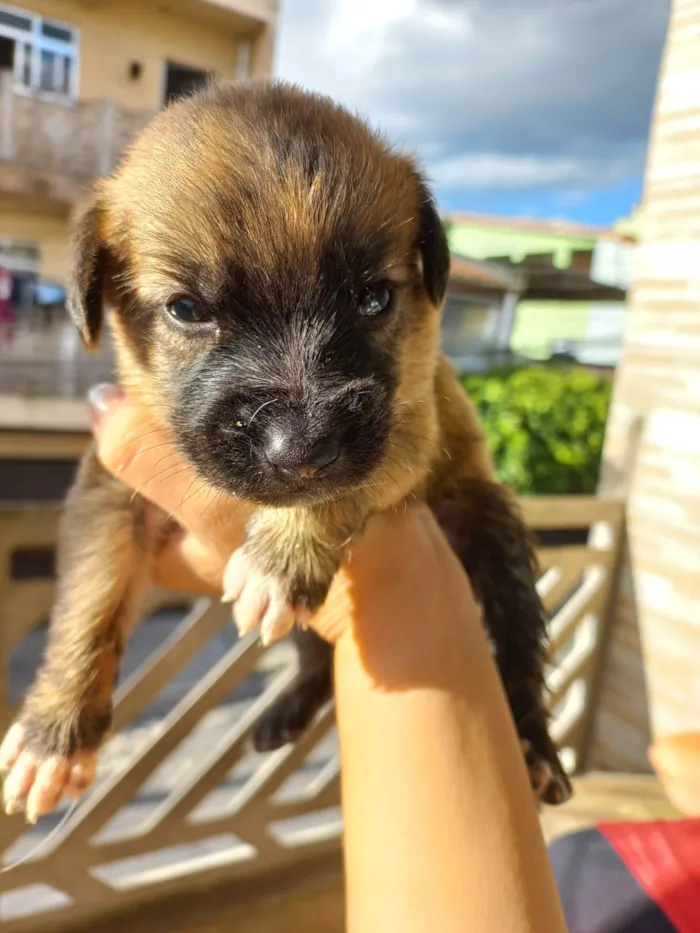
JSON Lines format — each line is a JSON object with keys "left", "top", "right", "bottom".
{"left": 264, "top": 428, "right": 340, "bottom": 479}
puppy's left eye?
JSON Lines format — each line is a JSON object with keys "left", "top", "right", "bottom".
{"left": 359, "top": 284, "right": 393, "bottom": 317}
{"left": 167, "top": 297, "right": 209, "bottom": 325}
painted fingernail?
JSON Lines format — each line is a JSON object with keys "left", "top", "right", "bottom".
{"left": 87, "top": 383, "right": 124, "bottom": 427}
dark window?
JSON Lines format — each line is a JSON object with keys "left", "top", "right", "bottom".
{"left": 41, "top": 22, "right": 73, "bottom": 44}
{"left": 164, "top": 62, "right": 210, "bottom": 106}
{"left": 0, "top": 10, "right": 30, "bottom": 31}
{"left": 0, "top": 458, "right": 78, "bottom": 502}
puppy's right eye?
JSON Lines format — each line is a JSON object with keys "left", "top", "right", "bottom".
{"left": 167, "top": 298, "right": 207, "bottom": 324}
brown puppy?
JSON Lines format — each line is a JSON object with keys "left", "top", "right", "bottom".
{"left": 0, "top": 82, "right": 571, "bottom": 821}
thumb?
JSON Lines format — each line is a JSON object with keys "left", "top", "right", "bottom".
{"left": 87, "top": 383, "right": 126, "bottom": 436}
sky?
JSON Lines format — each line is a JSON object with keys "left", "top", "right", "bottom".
{"left": 275, "top": 0, "right": 671, "bottom": 226}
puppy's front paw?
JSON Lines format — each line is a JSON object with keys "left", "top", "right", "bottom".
{"left": 223, "top": 549, "right": 295, "bottom": 646}
{"left": 0, "top": 722, "right": 98, "bottom": 823}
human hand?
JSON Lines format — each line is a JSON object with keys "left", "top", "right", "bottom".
{"left": 649, "top": 732, "right": 700, "bottom": 816}
{"left": 90, "top": 384, "right": 466, "bottom": 649}
{"left": 89, "top": 383, "right": 253, "bottom": 597}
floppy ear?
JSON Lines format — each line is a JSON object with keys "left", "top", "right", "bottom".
{"left": 67, "top": 200, "right": 107, "bottom": 350}
{"left": 416, "top": 179, "right": 450, "bottom": 307}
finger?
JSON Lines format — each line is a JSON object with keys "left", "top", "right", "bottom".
{"left": 90, "top": 390, "right": 252, "bottom": 548}
{"left": 152, "top": 533, "right": 227, "bottom": 595}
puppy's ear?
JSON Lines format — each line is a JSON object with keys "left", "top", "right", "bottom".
{"left": 67, "top": 199, "right": 107, "bottom": 350}
{"left": 416, "top": 179, "right": 450, "bottom": 307}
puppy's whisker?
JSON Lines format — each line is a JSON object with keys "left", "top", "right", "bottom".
{"left": 247, "top": 398, "right": 279, "bottom": 427}
{"left": 375, "top": 465, "right": 405, "bottom": 501}
{"left": 131, "top": 441, "right": 180, "bottom": 459}
{"left": 384, "top": 451, "right": 414, "bottom": 475}
{"left": 127, "top": 462, "right": 190, "bottom": 504}
{"left": 177, "top": 477, "right": 202, "bottom": 510}
{"left": 148, "top": 462, "right": 191, "bottom": 487}
{"left": 199, "top": 488, "right": 223, "bottom": 520}
{"left": 180, "top": 481, "right": 211, "bottom": 509}
{"left": 151, "top": 449, "right": 184, "bottom": 470}
{"left": 125, "top": 428, "right": 171, "bottom": 444}
{"left": 322, "top": 478, "right": 388, "bottom": 504}
{"left": 395, "top": 430, "right": 441, "bottom": 448}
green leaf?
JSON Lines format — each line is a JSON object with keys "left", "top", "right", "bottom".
{"left": 459, "top": 364, "right": 612, "bottom": 496}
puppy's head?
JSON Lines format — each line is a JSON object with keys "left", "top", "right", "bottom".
{"left": 70, "top": 82, "right": 449, "bottom": 506}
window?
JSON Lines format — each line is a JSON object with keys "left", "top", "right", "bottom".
{"left": 0, "top": 237, "right": 40, "bottom": 274}
{"left": 0, "top": 4, "right": 78, "bottom": 98}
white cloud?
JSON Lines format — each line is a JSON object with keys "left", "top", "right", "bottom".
{"left": 429, "top": 150, "right": 645, "bottom": 191}
{"left": 275, "top": 0, "right": 670, "bottom": 201}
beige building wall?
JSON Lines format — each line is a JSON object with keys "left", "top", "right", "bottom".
{"left": 588, "top": 0, "right": 699, "bottom": 772}
{"left": 0, "top": 0, "right": 270, "bottom": 282}
{"left": 8, "top": 0, "right": 248, "bottom": 111}
{"left": 0, "top": 193, "right": 69, "bottom": 281}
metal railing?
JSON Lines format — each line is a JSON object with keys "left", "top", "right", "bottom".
{"left": 0, "top": 495, "right": 624, "bottom": 929}
{"left": 0, "top": 321, "right": 115, "bottom": 400}
{"left": 0, "top": 71, "right": 153, "bottom": 184}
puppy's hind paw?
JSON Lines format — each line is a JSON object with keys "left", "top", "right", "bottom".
{"left": 521, "top": 739, "right": 572, "bottom": 807}
{"left": 1, "top": 722, "right": 97, "bottom": 823}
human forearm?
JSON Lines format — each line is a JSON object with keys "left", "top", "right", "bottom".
{"left": 333, "top": 512, "right": 567, "bottom": 933}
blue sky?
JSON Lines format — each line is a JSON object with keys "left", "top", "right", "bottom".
{"left": 275, "top": 0, "right": 670, "bottom": 227}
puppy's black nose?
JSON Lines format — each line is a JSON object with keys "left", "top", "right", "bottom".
{"left": 264, "top": 430, "right": 340, "bottom": 479}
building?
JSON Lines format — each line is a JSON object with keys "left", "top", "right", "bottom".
{"left": 0, "top": 0, "right": 278, "bottom": 296}
{"left": 446, "top": 212, "right": 635, "bottom": 369}
{"left": 442, "top": 253, "right": 526, "bottom": 371}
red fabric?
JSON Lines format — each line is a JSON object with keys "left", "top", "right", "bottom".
{"left": 599, "top": 818, "right": 700, "bottom": 933}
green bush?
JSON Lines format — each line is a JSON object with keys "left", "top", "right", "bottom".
{"left": 461, "top": 366, "right": 613, "bottom": 496}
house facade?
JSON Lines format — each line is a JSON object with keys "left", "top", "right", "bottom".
{"left": 441, "top": 254, "right": 525, "bottom": 371}
{"left": 447, "top": 213, "right": 636, "bottom": 369}
{"left": 0, "top": 0, "right": 278, "bottom": 295}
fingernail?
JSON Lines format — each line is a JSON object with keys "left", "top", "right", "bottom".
{"left": 87, "top": 383, "right": 123, "bottom": 427}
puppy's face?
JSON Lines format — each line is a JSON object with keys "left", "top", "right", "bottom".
{"left": 70, "top": 83, "right": 449, "bottom": 506}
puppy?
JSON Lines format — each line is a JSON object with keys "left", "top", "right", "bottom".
{"left": 0, "top": 82, "right": 571, "bottom": 821}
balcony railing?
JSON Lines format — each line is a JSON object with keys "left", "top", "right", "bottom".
{"left": 0, "top": 71, "right": 153, "bottom": 192}
{"left": 0, "top": 492, "right": 624, "bottom": 930}
{"left": 0, "top": 319, "right": 116, "bottom": 401}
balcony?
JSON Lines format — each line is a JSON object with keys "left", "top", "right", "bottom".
{"left": 0, "top": 73, "right": 153, "bottom": 203}
{"left": 0, "top": 320, "right": 116, "bottom": 427}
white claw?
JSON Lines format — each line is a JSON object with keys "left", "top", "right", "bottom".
{"left": 1, "top": 722, "right": 98, "bottom": 822}
{"left": 224, "top": 548, "right": 295, "bottom": 645}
